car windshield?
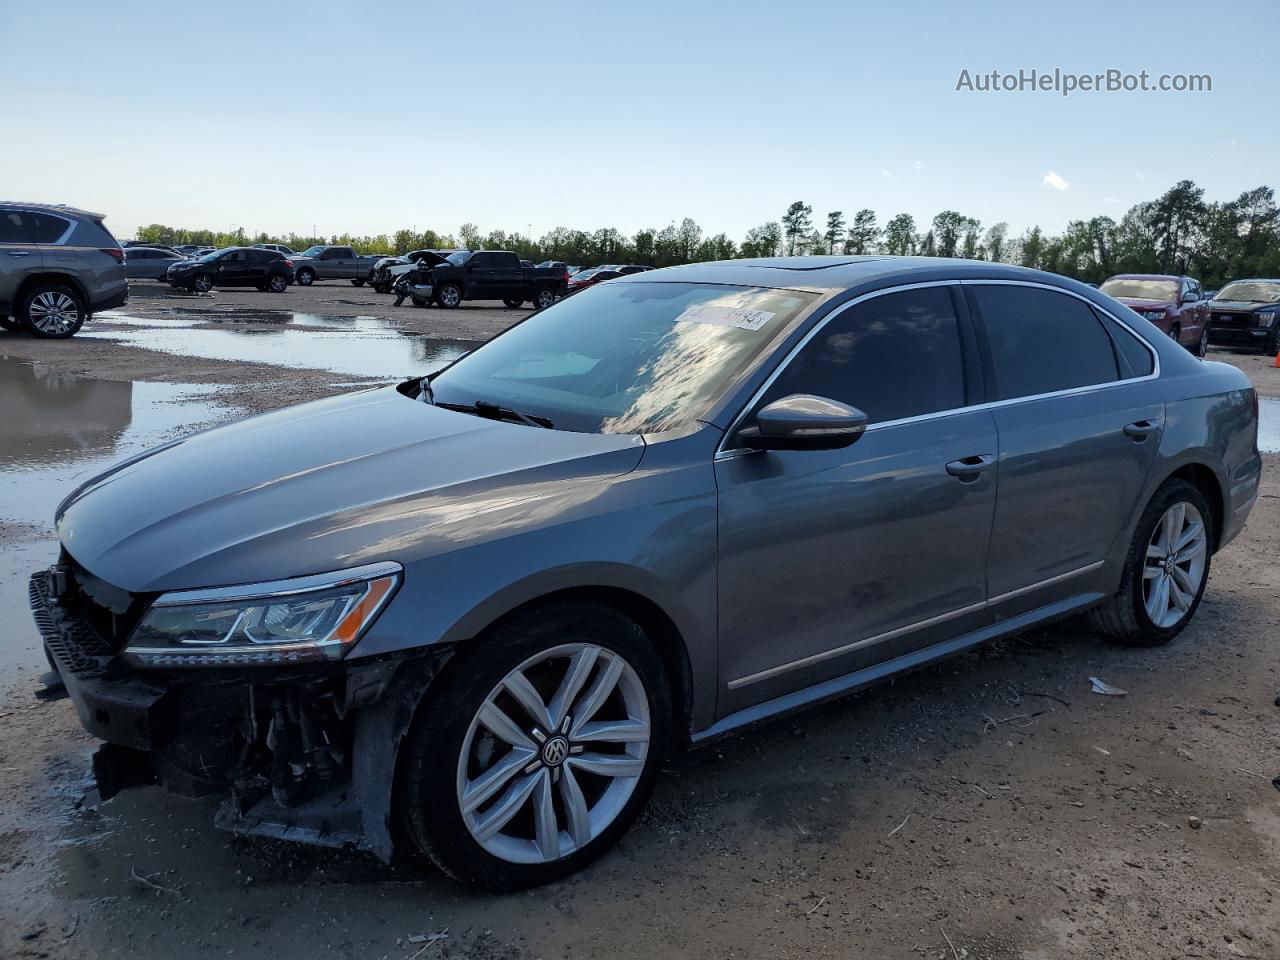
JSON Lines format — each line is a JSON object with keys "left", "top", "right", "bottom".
{"left": 1215, "top": 281, "right": 1280, "bottom": 303}
{"left": 1100, "top": 278, "right": 1178, "bottom": 301}
{"left": 428, "top": 281, "right": 817, "bottom": 434}
{"left": 300, "top": 245, "right": 325, "bottom": 257}
{"left": 197, "top": 247, "right": 233, "bottom": 262}
{"left": 446, "top": 251, "right": 471, "bottom": 266}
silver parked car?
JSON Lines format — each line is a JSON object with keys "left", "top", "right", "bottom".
{"left": 1, "top": 202, "right": 128, "bottom": 337}
{"left": 124, "top": 246, "right": 187, "bottom": 280}
{"left": 31, "top": 258, "right": 1260, "bottom": 890}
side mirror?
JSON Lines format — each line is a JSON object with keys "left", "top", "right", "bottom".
{"left": 737, "top": 394, "right": 868, "bottom": 451}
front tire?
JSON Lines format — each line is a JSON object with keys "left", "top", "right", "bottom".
{"left": 1195, "top": 325, "right": 1209, "bottom": 358}
{"left": 20, "top": 284, "right": 87, "bottom": 338}
{"left": 436, "top": 283, "right": 462, "bottom": 308}
{"left": 1087, "top": 479, "right": 1212, "bottom": 645}
{"left": 191, "top": 273, "right": 214, "bottom": 294}
{"left": 296, "top": 269, "right": 315, "bottom": 286}
{"left": 351, "top": 278, "right": 365, "bottom": 287}
{"left": 396, "top": 602, "right": 670, "bottom": 891}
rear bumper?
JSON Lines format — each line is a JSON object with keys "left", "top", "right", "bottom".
{"left": 90, "top": 284, "right": 128, "bottom": 313}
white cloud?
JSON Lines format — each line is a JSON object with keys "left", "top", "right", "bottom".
{"left": 1042, "top": 170, "right": 1069, "bottom": 191}
{"left": 881, "top": 168, "right": 896, "bottom": 179}
{"left": 912, "top": 160, "right": 924, "bottom": 171}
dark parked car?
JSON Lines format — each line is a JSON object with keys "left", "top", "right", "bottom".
{"left": 1205, "top": 279, "right": 1280, "bottom": 354}
{"left": 1098, "top": 274, "right": 1210, "bottom": 356}
{"left": 124, "top": 246, "right": 186, "bottom": 280}
{"left": 408, "top": 250, "right": 567, "bottom": 309}
{"left": 0, "top": 201, "right": 127, "bottom": 338}
{"left": 166, "top": 246, "right": 293, "bottom": 293}
{"left": 123, "top": 240, "right": 184, "bottom": 256}
{"left": 30, "top": 258, "right": 1259, "bottom": 891}
{"left": 370, "top": 249, "right": 461, "bottom": 293}
{"left": 253, "top": 243, "right": 296, "bottom": 256}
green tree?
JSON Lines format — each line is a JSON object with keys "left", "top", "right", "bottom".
{"left": 882, "top": 213, "right": 916, "bottom": 255}
{"left": 823, "top": 211, "right": 845, "bottom": 255}
{"left": 458, "top": 222, "right": 483, "bottom": 251}
{"left": 844, "top": 209, "right": 878, "bottom": 254}
{"left": 781, "top": 201, "right": 813, "bottom": 256}
{"left": 740, "top": 222, "right": 781, "bottom": 258}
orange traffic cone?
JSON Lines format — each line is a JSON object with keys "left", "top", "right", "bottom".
{"left": 1273, "top": 349, "right": 1280, "bottom": 369}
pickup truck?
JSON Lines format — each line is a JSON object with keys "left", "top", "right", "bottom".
{"left": 405, "top": 250, "right": 568, "bottom": 309}
{"left": 289, "top": 245, "right": 386, "bottom": 286}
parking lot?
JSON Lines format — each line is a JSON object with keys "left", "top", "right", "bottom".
{"left": 3, "top": 280, "right": 1280, "bottom": 960}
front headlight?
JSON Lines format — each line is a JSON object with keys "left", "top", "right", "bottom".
{"left": 1142, "top": 310, "right": 1166, "bottom": 321}
{"left": 1256, "top": 312, "right": 1278, "bottom": 329}
{"left": 124, "top": 561, "right": 401, "bottom": 668}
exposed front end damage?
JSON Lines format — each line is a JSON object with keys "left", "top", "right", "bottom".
{"left": 29, "top": 562, "right": 449, "bottom": 861}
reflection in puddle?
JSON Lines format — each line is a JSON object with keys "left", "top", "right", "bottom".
{"left": 85, "top": 322, "right": 474, "bottom": 379}
{"left": 1260, "top": 397, "right": 1280, "bottom": 453}
{"left": 101, "top": 309, "right": 387, "bottom": 329}
{"left": 0, "top": 357, "right": 225, "bottom": 671}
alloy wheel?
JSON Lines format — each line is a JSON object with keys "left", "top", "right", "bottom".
{"left": 193, "top": 275, "right": 212, "bottom": 293}
{"left": 536, "top": 289, "right": 555, "bottom": 309}
{"left": 456, "top": 643, "right": 650, "bottom": 865}
{"left": 28, "top": 291, "right": 80, "bottom": 335}
{"left": 440, "top": 286, "right": 460, "bottom": 307}
{"left": 1143, "top": 501, "right": 1207, "bottom": 628}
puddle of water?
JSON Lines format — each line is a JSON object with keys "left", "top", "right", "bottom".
{"left": 0, "top": 357, "right": 224, "bottom": 673}
{"left": 83, "top": 324, "right": 474, "bottom": 379}
{"left": 1260, "top": 397, "right": 1280, "bottom": 453}
{"left": 100, "top": 308, "right": 386, "bottom": 330}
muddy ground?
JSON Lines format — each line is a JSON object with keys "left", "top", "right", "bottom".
{"left": 1, "top": 280, "right": 1279, "bottom": 960}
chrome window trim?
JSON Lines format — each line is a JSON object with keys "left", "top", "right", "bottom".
{"left": 151, "top": 560, "right": 404, "bottom": 607}
{"left": 726, "top": 560, "right": 1105, "bottom": 689}
{"left": 713, "top": 278, "right": 1161, "bottom": 460}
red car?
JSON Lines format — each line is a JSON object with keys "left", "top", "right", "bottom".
{"left": 565, "top": 267, "right": 624, "bottom": 295}
{"left": 1099, "top": 274, "right": 1210, "bottom": 356}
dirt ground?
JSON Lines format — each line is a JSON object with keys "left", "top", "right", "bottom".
{"left": 1, "top": 280, "right": 1279, "bottom": 960}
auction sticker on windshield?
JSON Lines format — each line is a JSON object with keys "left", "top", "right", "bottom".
{"left": 674, "top": 304, "right": 775, "bottom": 331}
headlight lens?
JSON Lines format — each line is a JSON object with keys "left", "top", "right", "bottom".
{"left": 1256, "top": 312, "right": 1278, "bottom": 329}
{"left": 1142, "top": 310, "right": 1166, "bottom": 321}
{"left": 124, "top": 561, "right": 400, "bottom": 668}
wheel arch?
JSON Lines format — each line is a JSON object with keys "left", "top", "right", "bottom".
{"left": 15, "top": 271, "right": 90, "bottom": 309}
{"left": 1165, "top": 461, "right": 1226, "bottom": 552}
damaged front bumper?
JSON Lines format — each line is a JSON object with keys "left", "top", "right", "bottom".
{"left": 29, "top": 566, "right": 449, "bottom": 860}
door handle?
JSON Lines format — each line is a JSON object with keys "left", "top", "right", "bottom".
{"left": 6, "top": 250, "right": 31, "bottom": 257}
{"left": 945, "top": 454, "right": 995, "bottom": 481}
{"left": 1123, "top": 419, "right": 1159, "bottom": 440}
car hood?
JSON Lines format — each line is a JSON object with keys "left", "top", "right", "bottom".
{"left": 56, "top": 387, "right": 645, "bottom": 593}
{"left": 1209, "top": 299, "right": 1276, "bottom": 312}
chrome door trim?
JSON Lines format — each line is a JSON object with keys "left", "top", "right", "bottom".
{"left": 726, "top": 599, "right": 986, "bottom": 690}
{"left": 725, "top": 560, "right": 1106, "bottom": 690}
{"left": 714, "top": 279, "right": 1161, "bottom": 460}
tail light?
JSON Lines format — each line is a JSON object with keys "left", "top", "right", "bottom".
{"left": 563, "top": 269, "right": 570, "bottom": 282}
{"left": 283, "top": 259, "right": 294, "bottom": 267}
{"left": 101, "top": 247, "right": 125, "bottom": 263}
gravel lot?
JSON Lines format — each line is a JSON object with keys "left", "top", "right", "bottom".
{"left": 1, "top": 279, "right": 1278, "bottom": 960}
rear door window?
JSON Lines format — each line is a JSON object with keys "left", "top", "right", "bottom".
{"left": 970, "top": 285, "right": 1120, "bottom": 401}
{"left": 0, "top": 210, "right": 69, "bottom": 244}
{"left": 759, "top": 286, "right": 966, "bottom": 425}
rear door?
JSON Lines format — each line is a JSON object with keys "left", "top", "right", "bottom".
{"left": 0, "top": 209, "right": 44, "bottom": 304}
{"left": 715, "top": 285, "right": 998, "bottom": 715}
{"left": 489, "top": 252, "right": 524, "bottom": 298}
{"left": 967, "top": 282, "right": 1163, "bottom": 620}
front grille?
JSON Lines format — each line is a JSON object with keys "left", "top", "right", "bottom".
{"left": 1213, "top": 312, "right": 1251, "bottom": 329}
{"left": 29, "top": 570, "right": 115, "bottom": 676}
{"left": 61, "top": 551, "right": 152, "bottom": 651}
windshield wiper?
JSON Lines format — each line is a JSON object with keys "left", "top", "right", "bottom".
{"left": 436, "top": 399, "right": 553, "bottom": 429}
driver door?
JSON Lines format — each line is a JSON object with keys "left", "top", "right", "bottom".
{"left": 714, "top": 285, "right": 998, "bottom": 715}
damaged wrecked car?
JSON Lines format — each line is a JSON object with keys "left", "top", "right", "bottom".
{"left": 31, "top": 257, "right": 1260, "bottom": 890}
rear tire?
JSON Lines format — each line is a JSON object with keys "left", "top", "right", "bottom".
{"left": 503, "top": 298, "right": 524, "bottom": 308}
{"left": 19, "top": 284, "right": 87, "bottom": 338}
{"left": 533, "top": 287, "right": 556, "bottom": 311}
{"left": 267, "top": 274, "right": 288, "bottom": 293}
{"left": 1086, "top": 479, "right": 1212, "bottom": 646}
{"left": 395, "top": 601, "right": 670, "bottom": 891}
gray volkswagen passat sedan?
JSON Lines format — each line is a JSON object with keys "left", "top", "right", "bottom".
{"left": 31, "top": 257, "right": 1260, "bottom": 889}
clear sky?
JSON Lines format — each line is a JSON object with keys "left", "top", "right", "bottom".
{"left": 2, "top": 0, "right": 1274, "bottom": 243}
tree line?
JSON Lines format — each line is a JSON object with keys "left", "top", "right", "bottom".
{"left": 135, "top": 179, "right": 1280, "bottom": 290}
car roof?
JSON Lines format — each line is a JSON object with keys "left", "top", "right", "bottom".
{"left": 0, "top": 201, "right": 106, "bottom": 220}
{"left": 613, "top": 256, "right": 1097, "bottom": 295}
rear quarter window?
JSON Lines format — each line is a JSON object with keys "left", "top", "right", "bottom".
{"left": 971, "top": 285, "right": 1120, "bottom": 401}
{"left": 1094, "top": 308, "right": 1155, "bottom": 377}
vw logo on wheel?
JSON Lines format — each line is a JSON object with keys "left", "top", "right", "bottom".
{"left": 542, "top": 736, "right": 570, "bottom": 766}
